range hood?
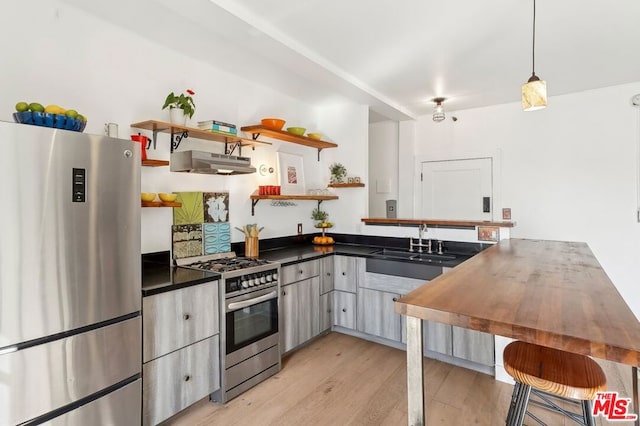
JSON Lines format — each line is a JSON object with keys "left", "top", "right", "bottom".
{"left": 170, "top": 151, "right": 256, "bottom": 175}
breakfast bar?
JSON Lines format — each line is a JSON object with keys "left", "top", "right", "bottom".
{"left": 395, "top": 238, "right": 640, "bottom": 426}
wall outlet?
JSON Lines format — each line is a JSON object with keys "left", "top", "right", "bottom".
{"left": 297, "top": 223, "right": 302, "bottom": 235}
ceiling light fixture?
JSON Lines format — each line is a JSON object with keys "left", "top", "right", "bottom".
{"left": 432, "top": 97, "right": 446, "bottom": 122}
{"left": 522, "top": 0, "right": 547, "bottom": 111}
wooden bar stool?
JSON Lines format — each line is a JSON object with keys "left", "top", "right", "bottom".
{"left": 503, "top": 341, "right": 607, "bottom": 426}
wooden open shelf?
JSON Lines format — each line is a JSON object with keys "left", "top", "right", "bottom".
{"left": 141, "top": 159, "right": 169, "bottom": 167}
{"left": 361, "top": 218, "right": 516, "bottom": 228}
{"left": 249, "top": 192, "right": 338, "bottom": 216}
{"left": 141, "top": 201, "right": 182, "bottom": 208}
{"left": 328, "top": 182, "right": 365, "bottom": 188}
{"left": 250, "top": 194, "right": 339, "bottom": 201}
{"left": 131, "top": 120, "right": 272, "bottom": 155}
{"left": 241, "top": 125, "right": 338, "bottom": 160}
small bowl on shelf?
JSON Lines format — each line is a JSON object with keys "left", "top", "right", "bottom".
{"left": 307, "top": 132, "right": 322, "bottom": 140}
{"left": 141, "top": 193, "right": 156, "bottom": 202}
{"left": 158, "top": 193, "right": 178, "bottom": 202}
{"left": 286, "top": 127, "right": 306, "bottom": 136}
{"left": 261, "top": 118, "right": 286, "bottom": 130}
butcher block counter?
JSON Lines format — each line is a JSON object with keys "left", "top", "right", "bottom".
{"left": 395, "top": 238, "right": 640, "bottom": 425}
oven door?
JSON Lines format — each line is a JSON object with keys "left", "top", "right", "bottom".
{"left": 225, "top": 286, "right": 278, "bottom": 355}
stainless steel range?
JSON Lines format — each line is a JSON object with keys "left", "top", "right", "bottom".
{"left": 176, "top": 253, "right": 281, "bottom": 402}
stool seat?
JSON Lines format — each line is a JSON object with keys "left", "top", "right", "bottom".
{"left": 504, "top": 341, "right": 607, "bottom": 400}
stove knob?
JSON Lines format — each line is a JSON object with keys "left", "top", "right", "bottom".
{"left": 253, "top": 277, "right": 261, "bottom": 286}
{"left": 272, "top": 272, "right": 278, "bottom": 281}
{"left": 266, "top": 274, "right": 272, "bottom": 282}
{"left": 260, "top": 275, "right": 266, "bottom": 284}
{"left": 241, "top": 280, "right": 249, "bottom": 289}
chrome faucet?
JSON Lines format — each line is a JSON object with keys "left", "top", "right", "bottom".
{"left": 409, "top": 224, "right": 429, "bottom": 252}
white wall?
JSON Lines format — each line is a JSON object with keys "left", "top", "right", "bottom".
{"left": 1, "top": 1, "right": 369, "bottom": 253}
{"left": 396, "top": 83, "right": 640, "bottom": 318}
{"left": 368, "top": 121, "right": 399, "bottom": 217}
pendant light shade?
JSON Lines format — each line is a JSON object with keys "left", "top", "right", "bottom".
{"left": 432, "top": 97, "right": 446, "bottom": 122}
{"left": 522, "top": 0, "right": 547, "bottom": 111}
{"left": 522, "top": 75, "right": 547, "bottom": 111}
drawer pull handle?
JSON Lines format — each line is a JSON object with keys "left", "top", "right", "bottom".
{"left": 342, "top": 272, "right": 346, "bottom": 276}
{"left": 184, "top": 375, "right": 191, "bottom": 382}
{"left": 299, "top": 270, "right": 303, "bottom": 274}
{"left": 327, "top": 272, "right": 331, "bottom": 276}
{"left": 282, "top": 291, "right": 286, "bottom": 296}
{"left": 342, "top": 308, "right": 347, "bottom": 312}
{"left": 392, "top": 297, "right": 398, "bottom": 302}
{"left": 183, "top": 314, "right": 190, "bottom": 320}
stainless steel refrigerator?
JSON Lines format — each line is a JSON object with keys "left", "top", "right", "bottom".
{"left": 0, "top": 121, "right": 142, "bottom": 425}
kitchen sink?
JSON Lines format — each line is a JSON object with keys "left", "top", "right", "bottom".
{"left": 370, "top": 248, "right": 456, "bottom": 262}
{"left": 411, "top": 252, "right": 457, "bottom": 261}
{"left": 370, "top": 248, "right": 416, "bottom": 259}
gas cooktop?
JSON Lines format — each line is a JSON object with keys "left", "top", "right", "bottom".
{"left": 175, "top": 252, "right": 275, "bottom": 275}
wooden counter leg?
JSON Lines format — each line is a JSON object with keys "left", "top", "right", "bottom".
{"left": 406, "top": 316, "right": 425, "bottom": 426}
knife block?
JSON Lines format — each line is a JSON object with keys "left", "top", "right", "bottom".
{"left": 245, "top": 236, "right": 259, "bottom": 258}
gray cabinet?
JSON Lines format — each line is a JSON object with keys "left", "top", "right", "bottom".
{"left": 334, "top": 255, "right": 358, "bottom": 292}
{"left": 320, "top": 255, "right": 334, "bottom": 294}
{"left": 142, "top": 281, "right": 220, "bottom": 426}
{"left": 424, "top": 321, "right": 453, "bottom": 356}
{"left": 142, "top": 281, "right": 219, "bottom": 362}
{"left": 452, "top": 326, "right": 494, "bottom": 366}
{"left": 281, "top": 276, "right": 320, "bottom": 353}
{"left": 333, "top": 291, "right": 356, "bottom": 329}
{"left": 142, "top": 336, "right": 220, "bottom": 426}
{"left": 319, "top": 291, "right": 333, "bottom": 332}
{"left": 357, "top": 287, "right": 401, "bottom": 341}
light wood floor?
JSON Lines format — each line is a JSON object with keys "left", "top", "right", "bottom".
{"left": 165, "top": 332, "right": 636, "bottom": 426}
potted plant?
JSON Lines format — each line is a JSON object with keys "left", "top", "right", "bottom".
{"left": 311, "top": 208, "right": 333, "bottom": 228}
{"left": 329, "top": 162, "right": 347, "bottom": 184}
{"left": 162, "top": 89, "right": 196, "bottom": 125}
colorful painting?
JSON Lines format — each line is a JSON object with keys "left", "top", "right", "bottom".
{"left": 478, "top": 226, "right": 500, "bottom": 242}
{"left": 277, "top": 152, "right": 305, "bottom": 195}
{"left": 203, "top": 192, "right": 229, "bottom": 223}
{"left": 173, "top": 192, "right": 204, "bottom": 225}
{"left": 172, "top": 224, "right": 203, "bottom": 258}
{"left": 203, "top": 222, "right": 231, "bottom": 254}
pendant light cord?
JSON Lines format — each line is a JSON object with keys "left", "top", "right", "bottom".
{"left": 532, "top": 0, "right": 536, "bottom": 76}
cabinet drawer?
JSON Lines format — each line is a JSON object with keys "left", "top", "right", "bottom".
{"left": 143, "top": 281, "right": 219, "bottom": 362}
{"left": 142, "top": 335, "right": 220, "bottom": 426}
{"left": 281, "top": 260, "right": 320, "bottom": 284}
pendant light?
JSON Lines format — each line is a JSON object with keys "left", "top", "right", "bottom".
{"left": 432, "top": 97, "right": 446, "bottom": 122}
{"left": 522, "top": 0, "right": 547, "bottom": 111}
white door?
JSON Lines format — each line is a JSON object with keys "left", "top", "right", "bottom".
{"left": 420, "top": 158, "right": 492, "bottom": 221}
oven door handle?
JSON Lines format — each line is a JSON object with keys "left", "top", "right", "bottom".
{"left": 227, "top": 290, "right": 278, "bottom": 311}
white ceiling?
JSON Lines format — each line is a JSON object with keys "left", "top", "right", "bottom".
{"left": 63, "top": 0, "right": 640, "bottom": 121}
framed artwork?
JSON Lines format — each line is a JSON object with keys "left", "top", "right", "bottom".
{"left": 478, "top": 226, "right": 500, "bottom": 242}
{"left": 277, "top": 152, "right": 305, "bottom": 195}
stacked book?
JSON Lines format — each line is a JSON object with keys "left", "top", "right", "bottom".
{"left": 197, "top": 119, "right": 237, "bottom": 136}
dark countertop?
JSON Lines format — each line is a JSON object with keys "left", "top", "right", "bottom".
{"left": 258, "top": 243, "right": 378, "bottom": 265}
{"left": 141, "top": 234, "right": 487, "bottom": 295}
{"left": 258, "top": 242, "right": 472, "bottom": 268}
{"left": 142, "top": 261, "right": 220, "bottom": 297}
